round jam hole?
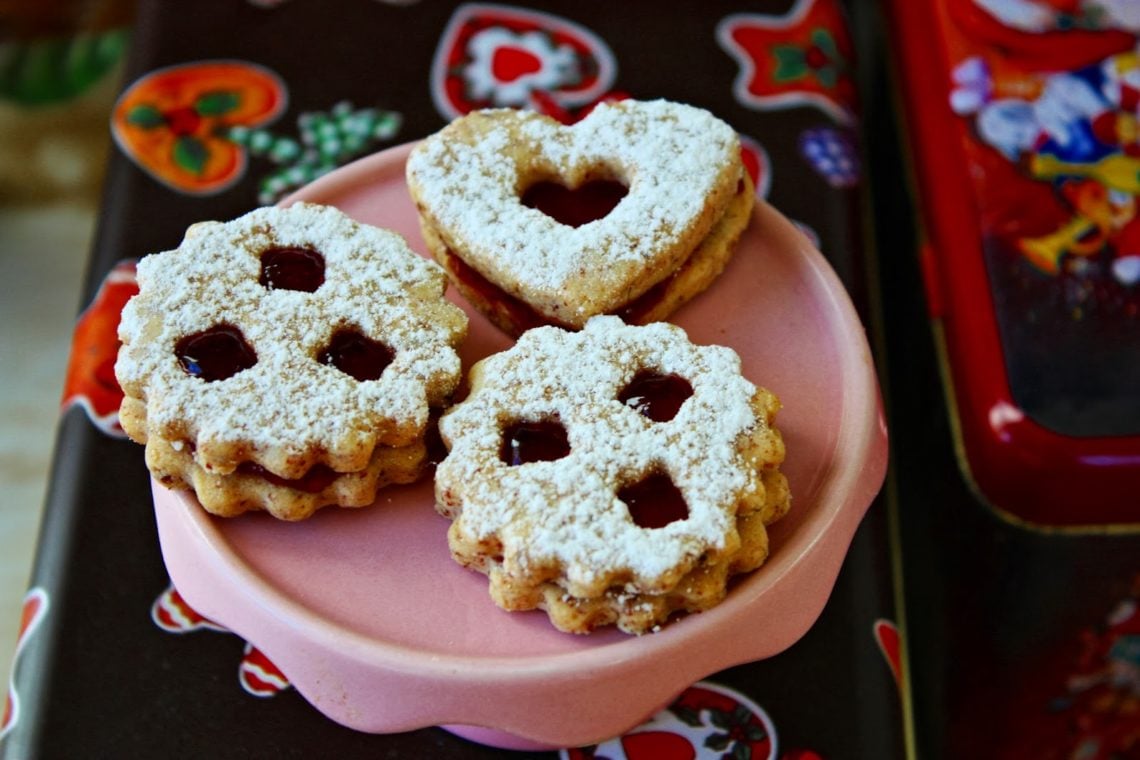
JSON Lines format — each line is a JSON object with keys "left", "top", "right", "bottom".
{"left": 618, "top": 371, "right": 693, "bottom": 422}
{"left": 319, "top": 328, "right": 394, "bottom": 381}
{"left": 499, "top": 419, "right": 570, "bottom": 466}
{"left": 619, "top": 471, "right": 689, "bottom": 529}
{"left": 259, "top": 246, "right": 325, "bottom": 292}
{"left": 175, "top": 324, "right": 257, "bottom": 382}
{"left": 521, "top": 180, "right": 628, "bottom": 228}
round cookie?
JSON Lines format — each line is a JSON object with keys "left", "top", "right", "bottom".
{"left": 434, "top": 316, "right": 789, "bottom": 634}
{"left": 116, "top": 202, "right": 468, "bottom": 518}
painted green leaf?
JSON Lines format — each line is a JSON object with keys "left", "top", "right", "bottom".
{"left": 771, "top": 45, "right": 807, "bottom": 82}
{"left": 173, "top": 135, "right": 208, "bottom": 175}
{"left": 732, "top": 704, "right": 753, "bottom": 724}
{"left": 126, "top": 104, "right": 164, "bottom": 129}
{"left": 703, "top": 732, "right": 732, "bottom": 751}
{"left": 811, "top": 28, "right": 839, "bottom": 61}
{"left": 195, "top": 90, "right": 240, "bottom": 116}
{"left": 670, "top": 705, "right": 704, "bottom": 727}
{"left": 709, "top": 708, "right": 734, "bottom": 729}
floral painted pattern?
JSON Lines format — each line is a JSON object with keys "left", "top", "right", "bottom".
{"left": 717, "top": 0, "right": 857, "bottom": 125}
{"left": 562, "top": 681, "right": 778, "bottom": 760}
{"left": 151, "top": 585, "right": 290, "bottom": 698}
{"left": 111, "top": 60, "right": 403, "bottom": 202}
{"left": 61, "top": 260, "right": 137, "bottom": 437}
{"left": 111, "top": 60, "right": 287, "bottom": 195}
{"left": 559, "top": 622, "right": 903, "bottom": 757}
{"left": 430, "top": 3, "right": 617, "bottom": 121}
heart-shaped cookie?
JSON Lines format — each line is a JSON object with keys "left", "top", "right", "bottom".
{"left": 406, "top": 99, "right": 748, "bottom": 335}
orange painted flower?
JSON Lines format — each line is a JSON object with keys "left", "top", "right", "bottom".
{"left": 111, "top": 60, "right": 287, "bottom": 195}
{"left": 61, "top": 260, "right": 137, "bottom": 436}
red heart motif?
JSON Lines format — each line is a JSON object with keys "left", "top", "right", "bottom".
{"left": 621, "top": 731, "right": 696, "bottom": 760}
{"left": 492, "top": 46, "right": 543, "bottom": 83}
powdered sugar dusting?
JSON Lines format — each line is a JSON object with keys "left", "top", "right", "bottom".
{"left": 436, "top": 316, "right": 767, "bottom": 591}
{"left": 406, "top": 100, "right": 740, "bottom": 296}
{"left": 116, "top": 203, "right": 467, "bottom": 472}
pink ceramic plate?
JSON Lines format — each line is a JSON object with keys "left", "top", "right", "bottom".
{"left": 152, "top": 142, "right": 888, "bottom": 750}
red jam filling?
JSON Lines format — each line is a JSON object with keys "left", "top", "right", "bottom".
{"left": 451, "top": 178, "right": 744, "bottom": 330}
{"left": 319, "top": 328, "right": 394, "bottom": 381}
{"left": 175, "top": 324, "right": 257, "bottom": 382}
{"left": 447, "top": 247, "right": 666, "bottom": 332}
{"left": 521, "top": 180, "right": 628, "bottom": 228}
{"left": 500, "top": 418, "right": 570, "bottom": 465}
{"left": 615, "top": 275, "right": 674, "bottom": 324}
{"left": 619, "top": 471, "right": 689, "bottom": 529}
{"left": 618, "top": 371, "right": 693, "bottom": 422}
{"left": 259, "top": 246, "right": 325, "bottom": 292}
{"left": 238, "top": 462, "right": 339, "bottom": 494}
{"left": 446, "top": 250, "right": 573, "bottom": 333}
{"left": 425, "top": 408, "right": 447, "bottom": 467}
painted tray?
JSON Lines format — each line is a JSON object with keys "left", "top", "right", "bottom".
{"left": 152, "top": 142, "right": 888, "bottom": 750}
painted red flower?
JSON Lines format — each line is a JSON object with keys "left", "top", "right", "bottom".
{"left": 562, "top": 681, "right": 777, "bottom": 760}
{"left": 717, "top": 0, "right": 857, "bottom": 125}
{"left": 431, "top": 3, "right": 616, "bottom": 120}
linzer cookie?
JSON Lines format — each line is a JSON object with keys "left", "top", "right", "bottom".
{"left": 406, "top": 99, "right": 752, "bottom": 336}
{"left": 434, "top": 316, "right": 789, "bottom": 634}
{"left": 115, "top": 202, "right": 468, "bottom": 520}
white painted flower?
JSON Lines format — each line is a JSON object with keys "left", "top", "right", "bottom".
{"left": 462, "top": 27, "right": 579, "bottom": 107}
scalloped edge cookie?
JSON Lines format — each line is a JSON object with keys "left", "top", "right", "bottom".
{"left": 434, "top": 316, "right": 789, "bottom": 633}
{"left": 116, "top": 202, "right": 468, "bottom": 518}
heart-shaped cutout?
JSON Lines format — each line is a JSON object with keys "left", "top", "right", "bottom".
{"left": 491, "top": 46, "right": 543, "bottom": 83}
{"left": 520, "top": 179, "right": 627, "bottom": 228}
{"left": 406, "top": 99, "right": 744, "bottom": 332}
